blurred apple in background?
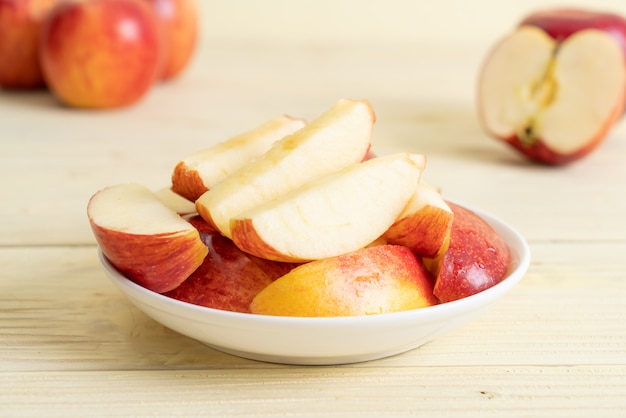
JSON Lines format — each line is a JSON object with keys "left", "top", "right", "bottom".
{"left": 0, "top": 0, "right": 60, "bottom": 89}
{"left": 39, "top": 0, "right": 162, "bottom": 108}
{"left": 144, "top": 0, "right": 198, "bottom": 80}
{"left": 478, "top": 8, "right": 626, "bottom": 165}
{"left": 520, "top": 8, "right": 626, "bottom": 55}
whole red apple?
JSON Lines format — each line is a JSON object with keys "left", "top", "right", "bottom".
{"left": 143, "top": 0, "right": 198, "bottom": 80}
{"left": 39, "top": 0, "right": 162, "bottom": 108}
{"left": 0, "top": 0, "right": 60, "bottom": 89}
{"left": 478, "top": 8, "right": 626, "bottom": 165}
{"left": 432, "top": 202, "right": 511, "bottom": 303}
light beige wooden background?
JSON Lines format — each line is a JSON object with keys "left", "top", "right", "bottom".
{"left": 198, "top": 0, "right": 626, "bottom": 46}
{"left": 3, "top": 1, "right": 626, "bottom": 416}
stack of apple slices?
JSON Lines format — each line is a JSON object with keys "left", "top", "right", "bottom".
{"left": 88, "top": 99, "right": 511, "bottom": 317}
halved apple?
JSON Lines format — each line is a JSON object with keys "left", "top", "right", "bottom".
{"left": 230, "top": 153, "right": 426, "bottom": 263}
{"left": 250, "top": 245, "right": 438, "bottom": 317}
{"left": 196, "top": 99, "right": 375, "bottom": 238}
{"left": 87, "top": 183, "right": 208, "bottom": 293}
{"left": 172, "top": 115, "right": 306, "bottom": 201}
{"left": 382, "top": 181, "right": 453, "bottom": 259}
{"left": 478, "top": 24, "right": 626, "bottom": 164}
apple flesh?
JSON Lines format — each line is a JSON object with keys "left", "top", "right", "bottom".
{"left": 39, "top": 0, "right": 162, "bottom": 108}
{"left": 383, "top": 181, "right": 453, "bottom": 259}
{"left": 172, "top": 115, "right": 306, "bottom": 202}
{"left": 144, "top": 0, "right": 198, "bottom": 80}
{"left": 165, "top": 216, "right": 298, "bottom": 313}
{"left": 154, "top": 186, "right": 196, "bottom": 215}
{"left": 196, "top": 99, "right": 375, "bottom": 238}
{"left": 0, "top": 0, "right": 60, "bottom": 89}
{"left": 432, "top": 202, "right": 511, "bottom": 303}
{"left": 87, "top": 183, "right": 208, "bottom": 293}
{"left": 478, "top": 13, "right": 626, "bottom": 165}
{"left": 250, "top": 245, "right": 438, "bottom": 317}
{"left": 230, "top": 152, "right": 425, "bottom": 263}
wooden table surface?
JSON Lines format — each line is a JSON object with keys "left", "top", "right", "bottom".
{"left": 2, "top": 2, "right": 626, "bottom": 416}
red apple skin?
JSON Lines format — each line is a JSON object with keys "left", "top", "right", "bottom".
{"left": 0, "top": 0, "right": 60, "bottom": 89}
{"left": 39, "top": 0, "right": 162, "bottom": 108}
{"left": 92, "top": 224, "right": 207, "bottom": 294}
{"left": 520, "top": 8, "right": 626, "bottom": 56}
{"left": 143, "top": 0, "right": 197, "bottom": 80}
{"left": 165, "top": 216, "right": 299, "bottom": 313}
{"left": 433, "top": 202, "right": 511, "bottom": 303}
{"left": 499, "top": 106, "right": 622, "bottom": 166}
{"left": 383, "top": 183, "right": 453, "bottom": 259}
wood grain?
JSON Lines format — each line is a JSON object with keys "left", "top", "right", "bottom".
{"left": 2, "top": 5, "right": 626, "bottom": 414}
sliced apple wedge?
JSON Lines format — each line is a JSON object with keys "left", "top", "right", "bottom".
{"left": 230, "top": 153, "right": 426, "bottom": 263}
{"left": 196, "top": 99, "right": 375, "bottom": 238}
{"left": 478, "top": 25, "right": 626, "bottom": 164}
{"left": 154, "top": 186, "right": 197, "bottom": 215}
{"left": 87, "top": 183, "right": 208, "bottom": 293}
{"left": 172, "top": 115, "right": 306, "bottom": 201}
{"left": 383, "top": 181, "right": 453, "bottom": 259}
{"left": 250, "top": 245, "right": 438, "bottom": 317}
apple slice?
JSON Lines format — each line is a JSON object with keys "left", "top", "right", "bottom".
{"left": 172, "top": 115, "right": 306, "bottom": 201}
{"left": 196, "top": 99, "right": 375, "bottom": 238}
{"left": 478, "top": 24, "right": 626, "bottom": 164}
{"left": 382, "top": 181, "right": 453, "bottom": 259}
{"left": 154, "top": 186, "right": 196, "bottom": 215}
{"left": 230, "top": 152, "right": 426, "bottom": 263}
{"left": 250, "top": 245, "right": 438, "bottom": 317}
{"left": 87, "top": 183, "right": 208, "bottom": 293}
{"left": 432, "top": 202, "right": 511, "bottom": 303}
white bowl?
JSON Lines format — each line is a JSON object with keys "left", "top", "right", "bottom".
{"left": 99, "top": 203, "right": 530, "bottom": 365}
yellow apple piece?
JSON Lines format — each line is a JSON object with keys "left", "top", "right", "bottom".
{"left": 87, "top": 183, "right": 208, "bottom": 293}
{"left": 250, "top": 245, "right": 439, "bottom": 317}
{"left": 195, "top": 98, "right": 375, "bottom": 238}
{"left": 172, "top": 115, "right": 306, "bottom": 201}
{"left": 154, "top": 186, "right": 197, "bottom": 215}
{"left": 383, "top": 181, "right": 453, "bottom": 258}
{"left": 230, "top": 152, "right": 426, "bottom": 263}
